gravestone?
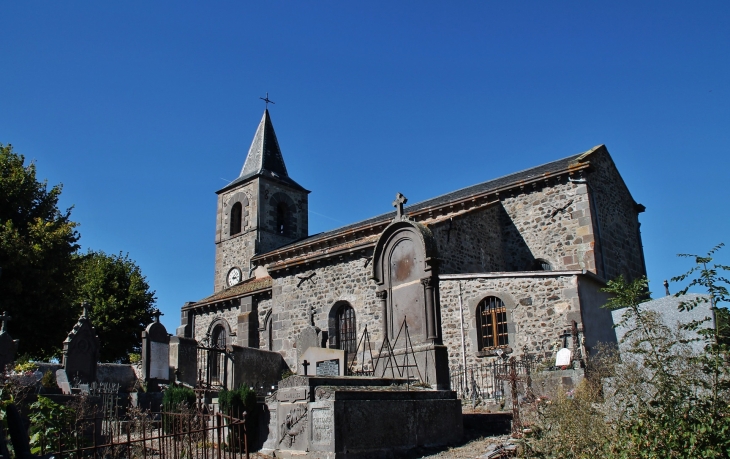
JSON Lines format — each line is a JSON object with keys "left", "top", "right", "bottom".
{"left": 295, "top": 325, "right": 319, "bottom": 367}
{"left": 0, "top": 312, "right": 19, "bottom": 371}
{"left": 62, "top": 302, "right": 100, "bottom": 383}
{"left": 141, "top": 309, "right": 170, "bottom": 388}
{"left": 555, "top": 348, "right": 572, "bottom": 367}
{"left": 298, "top": 347, "right": 345, "bottom": 376}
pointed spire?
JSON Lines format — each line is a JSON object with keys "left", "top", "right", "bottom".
{"left": 218, "top": 109, "right": 307, "bottom": 193}
{"left": 240, "top": 109, "right": 289, "bottom": 178}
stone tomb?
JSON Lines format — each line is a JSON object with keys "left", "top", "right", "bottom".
{"left": 0, "top": 312, "right": 18, "bottom": 371}
{"left": 298, "top": 347, "right": 345, "bottom": 377}
{"left": 261, "top": 375, "right": 462, "bottom": 459}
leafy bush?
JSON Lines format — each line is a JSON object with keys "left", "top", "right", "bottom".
{"left": 162, "top": 385, "right": 196, "bottom": 411}
{"left": 13, "top": 361, "right": 38, "bottom": 374}
{"left": 40, "top": 370, "right": 56, "bottom": 389}
{"left": 218, "top": 385, "right": 258, "bottom": 450}
{"left": 28, "top": 396, "right": 75, "bottom": 455}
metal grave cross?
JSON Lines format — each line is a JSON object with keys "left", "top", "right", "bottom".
{"left": 392, "top": 193, "right": 408, "bottom": 220}
{"left": 0, "top": 312, "right": 11, "bottom": 333}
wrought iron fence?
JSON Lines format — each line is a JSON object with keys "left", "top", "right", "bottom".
{"left": 449, "top": 355, "right": 538, "bottom": 404}
{"left": 36, "top": 404, "right": 249, "bottom": 459}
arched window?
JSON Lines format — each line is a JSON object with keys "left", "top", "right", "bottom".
{"left": 230, "top": 202, "right": 242, "bottom": 236}
{"left": 212, "top": 324, "right": 227, "bottom": 349}
{"left": 476, "top": 297, "right": 508, "bottom": 350}
{"left": 276, "top": 202, "right": 288, "bottom": 235}
{"left": 336, "top": 304, "right": 356, "bottom": 354}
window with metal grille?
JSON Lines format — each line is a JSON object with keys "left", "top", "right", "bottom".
{"left": 230, "top": 202, "right": 242, "bottom": 236}
{"left": 212, "top": 325, "right": 227, "bottom": 349}
{"left": 476, "top": 296, "right": 508, "bottom": 350}
{"left": 336, "top": 304, "right": 356, "bottom": 354}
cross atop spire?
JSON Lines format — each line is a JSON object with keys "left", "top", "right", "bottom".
{"left": 393, "top": 193, "right": 408, "bottom": 220}
{"left": 259, "top": 92, "right": 275, "bottom": 109}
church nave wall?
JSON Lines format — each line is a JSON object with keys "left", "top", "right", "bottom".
{"left": 438, "top": 274, "right": 582, "bottom": 368}
{"left": 269, "top": 255, "right": 380, "bottom": 371}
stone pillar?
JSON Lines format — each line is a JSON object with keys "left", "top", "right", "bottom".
{"left": 169, "top": 336, "right": 198, "bottom": 387}
{"left": 376, "top": 290, "right": 388, "bottom": 340}
{"left": 421, "top": 277, "right": 437, "bottom": 341}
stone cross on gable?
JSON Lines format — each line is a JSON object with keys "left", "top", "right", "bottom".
{"left": 0, "top": 312, "right": 10, "bottom": 333}
{"left": 152, "top": 309, "right": 163, "bottom": 323}
{"left": 392, "top": 193, "right": 407, "bottom": 220}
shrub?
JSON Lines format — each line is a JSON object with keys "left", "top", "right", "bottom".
{"left": 162, "top": 385, "right": 196, "bottom": 411}
{"left": 218, "top": 385, "right": 258, "bottom": 450}
{"left": 40, "top": 370, "right": 56, "bottom": 389}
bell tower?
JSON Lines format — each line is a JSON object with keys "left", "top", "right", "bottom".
{"left": 214, "top": 109, "right": 309, "bottom": 292}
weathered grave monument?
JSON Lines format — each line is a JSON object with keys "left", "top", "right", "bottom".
{"left": 0, "top": 312, "right": 18, "bottom": 371}
{"left": 258, "top": 202, "right": 463, "bottom": 458}
{"left": 61, "top": 302, "right": 100, "bottom": 384}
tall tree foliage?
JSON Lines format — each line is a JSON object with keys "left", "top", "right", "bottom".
{"left": 0, "top": 144, "right": 79, "bottom": 359}
{"left": 74, "top": 251, "right": 156, "bottom": 363}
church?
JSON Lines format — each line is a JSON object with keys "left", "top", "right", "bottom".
{"left": 175, "top": 108, "right": 646, "bottom": 376}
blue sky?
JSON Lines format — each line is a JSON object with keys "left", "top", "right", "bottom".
{"left": 1, "top": 1, "right": 728, "bottom": 333}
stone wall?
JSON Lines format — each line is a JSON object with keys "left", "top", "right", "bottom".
{"left": 193, "top": 304, "right": 241, "bottom": 344}
{"left": 256, "top": 179, "right": 309, "bottom": 254}
{"left": 268, "top": 254, "right": 380, "bottom": 371}
{"left": 215, "top": 181, "right": 258, "bottom": 291}
{"left": 438, "top": 274, "right": 583, "bottom": 368}
{"left": 586, "top": 148, "right": 646, "bottom": 281}
{"left": 430, "top": 180, "right": 597, "bottom": 276}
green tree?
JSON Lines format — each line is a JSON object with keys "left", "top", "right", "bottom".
{"left": 74, "top": 250, "right": 156, "bottom": 363}
{"left": 0, "top": 144, "right": 80, "bottom": 359}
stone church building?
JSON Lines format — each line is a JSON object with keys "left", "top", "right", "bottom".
{"left": 176, "top": 109, "right": 646, "bottom": 375}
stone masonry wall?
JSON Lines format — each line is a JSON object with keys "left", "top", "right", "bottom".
{"left": 215, "top": 181, "right": 258, "bottom": 292}
{"left": 430, "top": 180, "right": 597, "bottom": 276}
{"left": 268, "top": 253, "right": 380, "bottom": 371}
{"left": 193, "top": 304, "right": 241, "bottom": 344}
{"left": 438, "top": 275, "right": 582, "bottom": 368}
{"left": 257, "top": 179, "right": 308, "bottom": 255}
{"left": 586, "top": 148, "right": 646, "bottom": 281}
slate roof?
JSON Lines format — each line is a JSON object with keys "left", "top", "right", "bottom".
{"left": 185, "top": 276, "right": 272, "bottom": 309}
{"left": 218, "top": 109, "right": 307, "bottom": 193}
{"left": 253, "top": 145, "right": 597, "bottom": 262}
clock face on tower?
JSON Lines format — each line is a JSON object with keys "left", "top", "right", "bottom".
{"left": 227, "top": 267, "right": 242, "bottom": 287}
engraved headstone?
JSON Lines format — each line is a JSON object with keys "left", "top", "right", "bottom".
{"left": 62, "top": 303, "right": 100, "bottom": 383}
{"left": 299, "top": 347, "right": 345, "bottom": 376}
{"left": 0, "top": 312, "right": 19, "bottom": 371}
{"left": 141, "top": 309, "right": 170, "bottom": 385}
{"left": 555, "top": 348, "right": 572, "bottom": 367}
{"left": 311, "top": 407, "right": 333, "bottom": 446}
{"left": 316, "top": 359, "right": 339, "bottom": 376}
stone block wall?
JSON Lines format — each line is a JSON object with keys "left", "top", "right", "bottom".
{"left": 215, "top": 181, "right": 258, "bottom": 291}
{"left": 267, "top": 254, "right": 381, "bottom": 371}
{"left": 430, "top": 180, "right": 597, "bottom": 276}
{"left": 193, "top": 304, "right": 241, "bottom": 344}
{"left": 257, "top": 180, "right": 308, "bottom": 254}
{"left": 586, "top": 147, "right": 646, "bottom": 281}
{"left": 438, "top": 274, "right": 582, "bottom": 368}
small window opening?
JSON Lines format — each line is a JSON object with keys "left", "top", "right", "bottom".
{"left": 477, "top": 296, "right": 508, "bottom": 350}
{"left": 230, "top": 202, "right": 242, "bottom": 236}
{"left": 276, "top": 202, "right": 288, "bottom": 235}
{"left": 535, "top": 259, "right": 552, "bottom": 271}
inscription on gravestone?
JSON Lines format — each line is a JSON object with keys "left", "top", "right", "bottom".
{"left": 316, "top": 359, "right": 340, "bottom": 376}
{"left": 150, "top": 341, "right": 169, "bottom": 380}
{"left": 311, "top": 408, "right": 332, "bottom": 445}
{"left": 555, "top": 348, "right": 572, "bottom": 367}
